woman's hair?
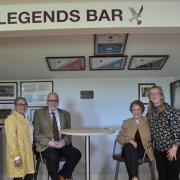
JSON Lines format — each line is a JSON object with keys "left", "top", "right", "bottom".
{"left": 147, "top": 85, "right": 166, "bottom": 122}
{"left": 14, "top": 97, "right": 28, "bottom": 106}
{"left": 130, "top": 100, "right": 145, "bottom": 113}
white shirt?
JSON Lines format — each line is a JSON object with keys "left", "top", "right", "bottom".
{"left": 135, "top": 118, "right": 140, "bottom": 124}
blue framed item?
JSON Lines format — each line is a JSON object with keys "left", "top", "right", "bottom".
{"left": 94, "top": 34, "right": 128, "bottom": 56}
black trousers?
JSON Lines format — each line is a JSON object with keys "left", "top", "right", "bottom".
{"left": 42, "top": 145, "right": 81, "bottom": 180}
{"left": 122, "top": 143, "right": 145, "bottom": 180}
{"left": 13, "top": 174, "right": 34, "bottom": 180}
{"left": 154, "top": 148, "right": 180, "bottom": 180}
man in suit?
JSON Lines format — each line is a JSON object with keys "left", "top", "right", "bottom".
{"left": 33, "top": 92, "right": 81, "bottom": 180}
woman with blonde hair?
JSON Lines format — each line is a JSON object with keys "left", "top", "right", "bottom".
{"left": 147, "top": 85, "right": 180, "bottom": 180}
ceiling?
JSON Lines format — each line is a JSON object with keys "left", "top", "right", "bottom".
{"left": 0, "top": 33, "right": 179, "bottom": 80}
{"left": 0, "top": 0, "right": 179, "bottom": 80}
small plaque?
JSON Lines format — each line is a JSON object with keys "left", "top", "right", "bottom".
{"left": 80, "top": 91, "right": 94, "bottom": 99}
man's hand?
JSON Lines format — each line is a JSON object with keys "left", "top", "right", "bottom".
{"left": 48, "top": 140, "right": 59, "bottom": 148}
{"left": 48, "top": 140, "right": 65, "bottom": 149}
{"left": 56, "top": 140, "right": 65, "bottom": 148}
{"left": 14, "top": 159, "right": 22, "bottom": 167}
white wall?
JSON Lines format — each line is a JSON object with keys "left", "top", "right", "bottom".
{"left": 0, "top": 77, "right": 173, "bottom": 180}
{"left": 52, "top": 77, "right": 173, "bottom": 179}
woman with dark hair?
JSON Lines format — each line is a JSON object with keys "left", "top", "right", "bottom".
{"left": 119, "top": 100, "right": 154, "bottom": 180}
{"left": 4, "top": 97, "right": 34, "bottom": 180}
{"left": 147, "top": 85, "right": 180, "bottom": 180}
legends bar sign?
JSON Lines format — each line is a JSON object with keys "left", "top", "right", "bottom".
{"left": 0, "top": 9, "right": 123, "bottom": 25}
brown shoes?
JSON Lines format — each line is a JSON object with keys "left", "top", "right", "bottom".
{"left": 59, "top": 175, "right": 72, "bottom": 180}
{"left": 58, "top": 175, "right": 65, "bottom": 180}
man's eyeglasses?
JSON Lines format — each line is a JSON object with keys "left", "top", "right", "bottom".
{"left": 47, "top": 100, "right": 59, "bottom": 103}
{"left": 149, "top": 92, "right": 161, "bottom": 97}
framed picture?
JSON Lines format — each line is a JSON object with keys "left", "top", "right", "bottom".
{"left": 29, "top": 107, "right": 41, "bottom": 121}
{"left": 20, "top": 81, "right": 53, "bottom": 107}
{"left": 94, "top": 34, "right": 128, "bottom": 56}
{"left": 128, "top": 55, "right": 169, "bottom": 70}
{"left": 0, "top": 109, "right": 12, "bottom": 119}
{"left": 89, "top": 56, "right": 127, "bottom": 70}
{"left": 0, "top": 82, "right": 18, "bottom": 103}
{"left": 46, "top": 56, "right": 85, "bottom": 71}
{"left": 170, "top": 80, "right": 180, "bottom": 111}
{"left": 138, "top": 83, "right": 155, "bottom": 104}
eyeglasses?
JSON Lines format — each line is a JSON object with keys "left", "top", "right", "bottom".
{"left": 149, "top": 92, "right": 161, "bottom": 97}
{"left": 131, "top": 108, "right": 142, "bottom": 112}
{"left": 17, "top": 103, "right": 28, "bottom": 107}
{"left": 47, "top": 100, "right": 58, "bottom": 103}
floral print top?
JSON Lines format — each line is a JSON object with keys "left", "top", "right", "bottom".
{"left": 149, "top": 103, "right": 180, "bottom": 151}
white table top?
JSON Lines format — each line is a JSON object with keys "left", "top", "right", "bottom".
{"left": 61, "top": 128, "right": 115, "bottom": 136}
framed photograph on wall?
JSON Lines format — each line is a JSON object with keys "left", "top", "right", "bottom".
{"left": 89, "top": 56, "right": 127, "bottom": 70}
{"left": 20, "top": 81, "right": 53, "bottom": 107}
{"left": 46, "top": 56, "right": 85, "bottom": 71}
{"left": 94, "top": 34, "right": 128, "bottom": 56}
{"left": 128, "top": 55, "right": 169, "bottom": 70}
{"left": 170, "top": 80, "right": 180, "bottom": 111}
{"left": 29, "top": 107, "right": 41, "bottom": 121}
{"left": 138, "top": 83, "right": 155, "bottom": 104}
{"left": 0, "top": 82, "right": 18, "bottom": 103}
{"left": 0, "top": 109, "right": 12, "bottom": 119}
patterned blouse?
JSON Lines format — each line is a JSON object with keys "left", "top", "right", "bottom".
{"left": 149, "top": 103, "right": 180, "bottom": 151}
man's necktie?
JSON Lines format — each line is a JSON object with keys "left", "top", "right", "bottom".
{"left": 51, "top": 112, "right": 60, "bottom": 141}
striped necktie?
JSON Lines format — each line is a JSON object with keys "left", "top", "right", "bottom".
{"left": 51, "top": 112, "right": 60, "bottom": 141}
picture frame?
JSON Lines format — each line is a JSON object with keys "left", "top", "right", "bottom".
{"left": 29, "top": 107, "right": 41, "bottom": 121}
{"left": 94, "top": 34, "right": 128, "bottom": 56}
{"left": 170, "top": 80, "right": 180, "bottom": 111}
{"left": 138, "top": 83, "right": 155, "bottom": 104}
{"left": 20, "top": 81, "right": 53, "bottom": 107}
{"left": 46, "top": 56, "right": 85, "bottom": 71}
{"left": 0, "top": 109, "right": 12, "bottom": 119}
{"left": 128, "top": 55, "right": 169, "bottom": 70}
{"left": 0, "top": 82, "right": 18, "bottom": 103}
{"left": 89, "top": 56, "right": 127, "bottom": 70}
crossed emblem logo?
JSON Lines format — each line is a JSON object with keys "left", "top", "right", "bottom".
{"left": 129, "top": 5, "right": 143, "bottom": 25}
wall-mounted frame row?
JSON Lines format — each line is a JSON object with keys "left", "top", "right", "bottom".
{"left": 0, "top": 81, "right": 53, "bottom": 106}
{"left": 46, "top": 55, "right": 169, "bottom": 71}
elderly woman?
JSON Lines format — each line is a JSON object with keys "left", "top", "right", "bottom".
{"left": 4, "top": 97, "right": 34, "bottom": 180}
{"left": 118, "top": 100, "right": 154, "bottom": 180}
{"left": 147, "top": 85, "right": 180, "bottom": 180}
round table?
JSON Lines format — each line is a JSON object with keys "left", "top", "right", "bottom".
{"left": 61, "top": 128, "right": 115, "bottom": 180}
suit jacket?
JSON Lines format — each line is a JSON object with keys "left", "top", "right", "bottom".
{"left": 118, "top": 116, "right": 154, "bottom": 161}
{"left": 33, "top": 107, "right": 72, "bottom": 152}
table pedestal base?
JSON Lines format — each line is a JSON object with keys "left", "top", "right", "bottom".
{"left": 85, "top": 136, "right": 90, "bottom": 180}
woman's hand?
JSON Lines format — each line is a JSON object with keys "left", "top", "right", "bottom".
{"left": 167, "top": 145, "right": 178, "bottom": 161}
{"left": 129, "top": 139, "right": 137, "bottom": 148}
{"left": 14, "top": 159, "right": 22, "bottom": 167}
